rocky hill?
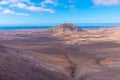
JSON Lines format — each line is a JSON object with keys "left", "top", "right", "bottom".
{"left": 48, "top": 23, "right": 83, "bottom": 32}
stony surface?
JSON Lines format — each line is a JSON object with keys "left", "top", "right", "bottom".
{"left": 0, "top": 24, "right": 120, "bottom": 80}
{"left": 48, "top": 23, "right": 83, "bottom": 32}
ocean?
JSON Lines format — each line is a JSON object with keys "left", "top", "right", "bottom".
{"left": 0, "top": 26, "right": 110, "bottom": 30}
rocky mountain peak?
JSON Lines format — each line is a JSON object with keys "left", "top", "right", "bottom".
{"left": 49, "top": 23, "right": 83, "bottom": 32}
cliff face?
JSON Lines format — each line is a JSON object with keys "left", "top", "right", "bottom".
{"left": 49, "top": 23, "right": 83, "bottom": 32}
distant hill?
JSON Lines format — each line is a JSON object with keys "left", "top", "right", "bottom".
{"left": 48, "top": 23, "right": 83, "bottom": 32}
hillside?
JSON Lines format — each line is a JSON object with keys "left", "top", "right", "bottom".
{"left": 0, "top": 24, "right": 120, "bottom": 80}
{"left": 0, "top": 45, "right": 70, "bottom": 80}
{"left": 48, "top": 23, "right": 83, "bottom": 32}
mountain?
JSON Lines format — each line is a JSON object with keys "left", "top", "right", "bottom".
{"left": 47, "top": 23, "right": 84, "bottom": 44}
{"left": 48, "top": 23, "right": 83, "bottom": 32}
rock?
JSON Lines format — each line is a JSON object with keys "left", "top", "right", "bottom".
{"left": 48, "top": 23, "right": 83, "bottom": 32}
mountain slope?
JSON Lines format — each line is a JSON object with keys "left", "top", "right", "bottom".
{"left": 49, "top": 23, "right": 83, "bottom": 32}
{"left": 0, "top": 45, "right": 70, "bottom": 80}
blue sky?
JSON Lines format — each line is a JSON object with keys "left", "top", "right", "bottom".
{"left": 0, "top": 0, "right": 120, "bottom": 25}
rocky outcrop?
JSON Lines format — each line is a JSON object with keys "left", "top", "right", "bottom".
{"left": 48, "top": 23, "right": 83, "bottom": 32}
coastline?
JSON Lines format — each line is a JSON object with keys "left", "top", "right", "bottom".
{"left": 0, "top": 26, "right": 118, "bottom": 31}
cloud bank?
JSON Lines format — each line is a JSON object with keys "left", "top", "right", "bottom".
{"left": 0, "top": 0, "right": 56, "bottom": 16}
{"left": 92, "top": 0, "right": 120, "bottom": 6}
{"left": 1, "top": 9, "right": 29, "bottom": 16}
{"left": 1, "top": 0, "right": 120, "bottom": 16}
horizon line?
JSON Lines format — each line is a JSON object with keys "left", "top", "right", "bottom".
{"left": 1, "top": 23, "right": 120, "bottom": 26}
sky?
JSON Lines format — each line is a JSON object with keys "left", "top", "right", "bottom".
{"left": 0, "top": 0, "right": 120, "bottom": 25}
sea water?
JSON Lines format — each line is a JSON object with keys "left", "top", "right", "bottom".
{"left": 0, "top": 26, "right": 109, "bottom": 30}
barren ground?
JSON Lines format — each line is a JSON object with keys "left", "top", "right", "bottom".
{"left": 0, "top": 27, "right": 120, "bottom": 80}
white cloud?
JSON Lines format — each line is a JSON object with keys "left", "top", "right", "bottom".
{"left": 68, "top": 0, "right": 76, "bottom": 3}
{"left": 0, "top": 0, "right": 8, "bottom": 5}
{"left": 2, "top": 9, "right": 14, "bottom": 14}
{"left": 15, "top": 3, "right": 27, "bottom": 8}
{"left": 27, "top": 6, "right": 55, "bottom": 13}
{"left": 15, "top": 13, "right": 29, "bottom": 16}
{"left": 0, "top": 0, "right": 80, "bottom": 15}
{"left": 12, "top": 2, "right": 55, "bottom": 13}
{"left": 93, "top": 0, "right": 120, "bottom": 6}
{"left": 68, "top": 5, "right": 76, "bottom": 12}
{"left": 0, "top": 0, "right": 31, "bottom": 5}
{"left": 1, "top": 9, "right": 29, "bottom": 16}
{"left": 0, "top": 0, "right": 55, "bottom": 16}
{"left": 41, "top": 0, "right": 58, "bottom": 7}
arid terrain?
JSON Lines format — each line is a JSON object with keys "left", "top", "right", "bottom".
{"left": 0, "top": 23, "right": 120, "bottom": 80}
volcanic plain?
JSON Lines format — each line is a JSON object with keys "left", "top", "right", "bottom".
{"left": 0, "top": 23, "right": 120, "bottom": 80}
